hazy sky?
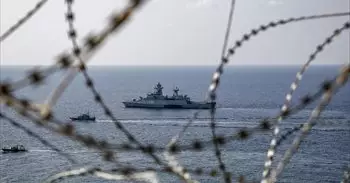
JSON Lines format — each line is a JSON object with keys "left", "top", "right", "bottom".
{"left": 0, "top": 0, "right": 349, "bottom": 66}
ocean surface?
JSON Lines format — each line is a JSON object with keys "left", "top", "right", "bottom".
{"left": 0, "top": 65, "right": 349, "bottom": 183}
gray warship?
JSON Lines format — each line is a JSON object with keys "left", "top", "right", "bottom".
{"left": 122, "top": 82, "right": 215, "bottom": 109}
{"left": 69, "top": 112, "right": 96, "bottom": 122}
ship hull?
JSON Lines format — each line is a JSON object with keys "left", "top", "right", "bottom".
{"left": 69, "top": 117, "right": 96, "bottom": 122}
{"left": 122, "top": 102, "right": 214, "bottom": 109}
{"left": 2, "top": 149, "right": 27, "bottom": 153}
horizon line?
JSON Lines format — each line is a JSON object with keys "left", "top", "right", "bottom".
{"left": 0, "top": 63, "right": 344, "bottom": 67}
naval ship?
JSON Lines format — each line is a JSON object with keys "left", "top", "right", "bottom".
{"left": 122, "top": 82, "right": 215, "bottom": 109}
{"left": 69, "top": 112, "right": 96, "bottom": 122}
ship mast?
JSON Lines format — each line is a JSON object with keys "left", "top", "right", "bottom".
{"left": 173, "top": 87, "right": 179, "bottom": 96}
{"left": 154, "top": 82, "right": 163, "bottom": 95}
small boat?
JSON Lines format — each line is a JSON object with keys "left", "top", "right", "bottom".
{"left": 69, "top": 112, "right": 96, "bottom": 122}
{"left": 2, "top": 145, "right": 27, "bottom": 153}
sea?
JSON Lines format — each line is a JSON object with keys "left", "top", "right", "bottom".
{"left": 0, "top": 65, "right": 349, "bottom": 183}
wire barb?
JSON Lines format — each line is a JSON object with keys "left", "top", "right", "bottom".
{"left": 261, "top": 20, "right": 350, "bottom": 182}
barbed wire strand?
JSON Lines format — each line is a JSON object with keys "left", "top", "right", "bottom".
{"left": 0, "top": 108, "right": 119, "bottom": 162}
{"left": 0, "top": 101, "right": 144, "bottom": 168}
{"left": 124, "top": 75, "right": 331, "bottom": 153}
{"left": 0, "top": 112, "right": 77, "bottom": 164}
{"left": 0, "top": 0, "right": 48, "bottom": 42}
{"left": 268, "top": 64, "right": 350, "bottom": 183}
{"left": 1, "top": 68, "right": 194, "bottom": 181}
{"left": 1, "top": 73, "right": 331, "bottom": 156}
{"left": 261, "top": 21, "right": 350, "bottom": 182}
{"left": 3, "top": 65, "right": 326, "bottom": 157}
{"left": 0, "top": 95, "right": 41, "bottom": 114}
{"left": 1, "top": 103, "right": 205, "bottom": 183}
{"left": 163, "top": 147, "right": 198, "bottom": 183}
{"left": 163, "top": 112, "right": 201, "bottom": 183}
{"left": 0, "top": 97, "right": 246, "bottom": 183}
{"left": 210, "top": 0, "right": 237, "bottom": 182}
{"left": 275, "top": 124, "right": 303, "bottom": 148}
{"left": 61, "top": 1, "right": 194, "bottom": 181}
{"left": 43, "top": 164, "right": 239, "bottom": 183}
{"left": 43, "top": 0, "right": 146, "bottom": 110}
{"left": 207, "top": 11, "right": 350, "bottom": 103}
{"left": 220, "top": 0, "right": 237, "bottom": 57}
{"left": 43, "top": 167, "right": 159, "bottom": 183}
{"left": 208, "top": 11, "right": 349, "bottom": 183}
{"left": 2, "top": 12, "right": 348, "bottom": 96}
{"left": 341, "top": 165, "right": 350, "bottom": 183}
{"left": 167, "top": 80, "right": 337, "bottom": 153}
{"left": 0, "top": 55, "right": 344, "bottom": 183}
{"left": 1, "top": 97, "right": 266, "bottom": 183}
{"left": 7, "top": 65, "right": 60, "bottom": 92}
{"left": 0, "top": 104, "right": 172, "bottom": 171}
{"left": 208, "top": 11, "right": 350, "bottom": 98}
{"left": 1, "top": 0, "right": 163, "bottom": 169}
{"left": 0, "top": 4, "right": 349, "bottom": 182}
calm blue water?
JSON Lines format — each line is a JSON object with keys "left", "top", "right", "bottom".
{"left": 0, "top": 65, "right": 349, "bottom": 183}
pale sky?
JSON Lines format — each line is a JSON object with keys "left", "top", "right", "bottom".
{"left": 0, "top": 0, "right": 349, "bottom": 66}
